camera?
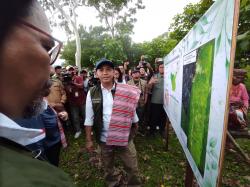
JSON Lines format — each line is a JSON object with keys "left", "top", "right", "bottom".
{"left": 88, "top": 74, "right": 100, "bottom": 87}
{"left": 62, "top": 73, "right": 72, "bottom": 84}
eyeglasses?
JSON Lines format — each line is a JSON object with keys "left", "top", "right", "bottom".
{"left": 19, "top": 20, "right": 63, "bottom": 65}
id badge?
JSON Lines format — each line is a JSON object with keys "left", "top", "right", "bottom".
{"left": 75, "top": 92, "right": 79, "bottom": 97}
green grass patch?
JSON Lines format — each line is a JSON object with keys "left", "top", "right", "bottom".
{"left": 60, "top": 127, "right": 250, "bottom": 186}
{"left": 187, "top": 40, "right": 215, "bottom": 175}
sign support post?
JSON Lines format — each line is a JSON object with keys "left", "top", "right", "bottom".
{"left": 217, "top": 0, "right": 240, "bottom": 186}
{"left": 185, "top": 161, "right": 194, "bottom": 187}
{"left": 164, "top": 119, "right": 170, "bottom": 151}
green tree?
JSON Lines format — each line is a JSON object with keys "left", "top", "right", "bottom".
{"left": 144, "top": 34, "right": 178, "bottom": 63}
{"left": 129, "top": 34, "right": 178, "bottom": 65}
{"left": 168, "top": 0, "right": 250, "bottom": 69}
{"left": 39, "top": 0, "right": 143, "bottom": 69}
{"left": 61, "top": 25, "right": 129, "bottom": 67}
{"left": 62, "top": 25, "right": 178, "bottom": 69}
{"left": 235, "top": 0, "right": 250, "bottom": 68}
{"left": 168, "top": 0, "right": 214, "bottom": 42}
{"left": 86, "top": 0, "right": 145, "bottom": 38}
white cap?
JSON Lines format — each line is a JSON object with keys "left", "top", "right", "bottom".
{"left": 155, "top": 58, "right": 163, "bottom": 63}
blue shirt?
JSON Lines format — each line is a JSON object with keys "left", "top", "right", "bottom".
{"left": 15, "top": 106, "right": 61, "bottom": 151}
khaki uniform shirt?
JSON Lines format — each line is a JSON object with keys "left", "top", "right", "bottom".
{"left": 47, "top": 78, "right": 67, "bottom": 105}
{"left": 127, "top": 79, "right": 147, "bottom": 107}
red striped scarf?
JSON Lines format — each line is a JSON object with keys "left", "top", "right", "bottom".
{"left": 57, "top": 117, "right": 67, "bottom": 148}
{"left": 106, "top": 83, "right": 141, "bottom": 146}
{"left": 51, "top": 107, "right": 67, "bottom": 148}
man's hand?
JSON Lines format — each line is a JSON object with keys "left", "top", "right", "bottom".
{"left": 130, "top": 123, "right": 139, "bottom": 139}
{"left": 58, "top": 111, "right": 68, "bottom": 121}
{"left": 52, "top": 103, "right": 65, "bottom": 112}
{"left": 148, "top": 76, "right": 158, "bottom": 85}
{"left": 133, "top": 123, "right": 139, "bottom": 131}
{"left": 85, "top": 126, "right": 94, "bottom": 152}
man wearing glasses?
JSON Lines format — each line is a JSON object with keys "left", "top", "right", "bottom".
{"left": 0, "top": 1, "right": 74, "bottom": 186}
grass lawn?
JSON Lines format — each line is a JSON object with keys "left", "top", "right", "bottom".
{"left": 60, "top": 127, "right": 250, "bottom": 187}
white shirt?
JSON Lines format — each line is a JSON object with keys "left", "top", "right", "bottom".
{"left": 0, "top": 113, "right": 45, "bottom": 146}
{"left": 84, "top": 84, "right": 139, "bottom": 142}
{"left": 83, "top": 78, "right": 89, "bottom": 92}
{"left": 122, "top": 75, "right": 127, "bottom": 84}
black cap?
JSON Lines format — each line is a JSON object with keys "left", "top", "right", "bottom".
{"left": 95, "top": 58, "right": 114, "bottom": 70}
{"left": 131, "top": 67, "right": 140, "bottom": 74}
{"left": 54, "top": 65, "right": 62, "bottom": 70}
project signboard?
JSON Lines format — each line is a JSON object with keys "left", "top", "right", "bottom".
{"left": 163, "top": 0, "right": 239, "bottom": 186}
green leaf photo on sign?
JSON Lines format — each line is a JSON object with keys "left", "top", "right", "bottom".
{"left": 170, "top": 72, "right": 177, "bottom": 91}
{"left": 185, "top": 39, "right": 215, "bottom": 176}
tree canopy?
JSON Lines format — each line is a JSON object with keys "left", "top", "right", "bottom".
{"left": 168, "top": 0, "right": 250, "bottom": 68}
{"left": 235, "top": 0, "right": 250, "bottom": 67}
{"left": 61, "top": 26, "right": 177, "bottom": 68}
{"left": 61, "top": 0, "right": 249, "bottom": 71}
{"left": 86, "top": 0, "right": 144, "bottom": 38}
{"left": 40, "top": 0, "right": 144, "bottom": 69}
{"left": 168, "top": 0, "right": 214, "bottom": 42}
{"left": 61, "top": 25, "right": 127, "bottom": 67}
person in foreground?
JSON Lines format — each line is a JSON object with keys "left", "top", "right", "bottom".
{"left": 84, "top": 58, "right": 142, "bottom": 187}
{"left": 0, "top": 1, "right": 74, "bottom": 186}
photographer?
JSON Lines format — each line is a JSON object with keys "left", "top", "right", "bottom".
{"left": 88, "top": 70, "right": 100, "bottom": 88}
{"left": 80, "top": 69, "right": 89, "bottom": 93}
{"left": 139, "top": 67, "right": 149, "bottom": 81}
{"left": 64, "top": 67, "right": 86, "bottom": 139}
{"left": 118, "top": 63, "right": 130, "bottom": 83}
{"left": 137, "top": 55, "right": 154, "bottom": 80}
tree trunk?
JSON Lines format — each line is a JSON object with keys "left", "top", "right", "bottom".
{"left": 72, "top": 5, "right": 81, "bottom": 71}
{"left": 53, "top": 0, "right": 82, "bottom": 70}
{"left": 74, "top": 25, "right": 82, "bottom": 71}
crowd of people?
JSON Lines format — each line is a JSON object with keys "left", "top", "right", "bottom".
{"left": 0, "top": 1, "right": 249, "bottom": 187}
{"left": 29, "top": 56, "right": 167, "bottom": 186}
{"left": 47, "top": 55, "right": 167, "bottom": 139}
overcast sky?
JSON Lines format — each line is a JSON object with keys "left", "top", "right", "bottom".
{"left": 52, "top": 0, "right": 200, "bottom": 43}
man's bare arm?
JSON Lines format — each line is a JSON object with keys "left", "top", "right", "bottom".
{"left": 85, "top": 126, "right": 94, "bottom": 151}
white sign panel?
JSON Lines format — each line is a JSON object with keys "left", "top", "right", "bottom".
{"left": 163, "top": 0, "right": 238, "bottom": 186}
